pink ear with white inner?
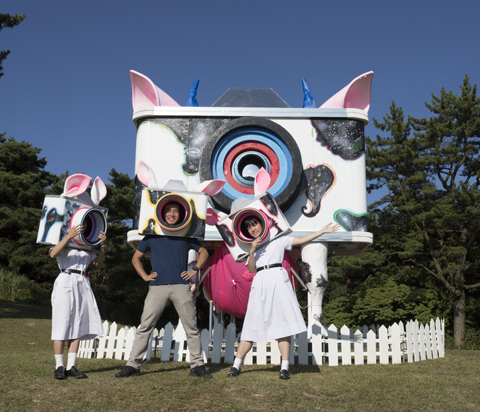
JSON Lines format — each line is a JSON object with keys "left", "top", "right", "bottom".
{"left": 130, "top": 70, "right": 180, "bottom": 110}
{"left": 254, "top": 167, "right": 271, "bottom": 196}
{"left": 320, "top": 71, "right": 373, "bottom": 112}
{"left": 196, "top": 180, "right": 226, "bottom": 195}
{"left": 63, "top": 174, "right": 92, "bottom": 197}
{"left": 91, "top": 177, "right": 107, "bottom": 205}
{"left": 137, "top": 160, "right": 158, "bottom": 188}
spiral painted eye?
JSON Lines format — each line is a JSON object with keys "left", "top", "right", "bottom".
{"left": 200, "top": 117, "right": 302, "bottom": 213}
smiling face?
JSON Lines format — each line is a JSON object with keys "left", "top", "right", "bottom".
{"left": 162, "top": 202, "right": 181, "bottom": 225}
{"left": 246, "top": 220, "right": 263, "bottom": 239}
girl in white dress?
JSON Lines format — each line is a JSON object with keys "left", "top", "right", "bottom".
{"left": 227, "top": 217, "right": 339, "bottom": 380}
{"left": 50, "top": 224, "right": 106, "bottom": 380}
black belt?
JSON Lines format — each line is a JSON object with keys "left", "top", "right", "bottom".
{"left": 256, "top": 263, "right": 282, "bottom": 272}
{"left": 61, "top": 268, "right": 86, "bottom": 276}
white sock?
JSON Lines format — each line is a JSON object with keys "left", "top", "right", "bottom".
{"left": 233, "top": 358, "right": 242, "bottom": 370}
{"left": 67, "top": 352, "right": 77, "bottom": 370}
{"left": 55, "top": 354, "right": 64, "bottom": 369}
{"left": 281, "top": 360, "right": 289, "bottom": 371}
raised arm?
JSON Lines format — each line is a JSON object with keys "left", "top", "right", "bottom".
{"left": 247, "top": 237, "right": 262, "bottom": 274}
{"left": 291, "top": 223, "right": 340, "bottom": 247}
{"left": 49, "top": 225, "right": 83, "bottom": 258}
{"left": 91, "top": 232, "right": 107, "bottom": 268}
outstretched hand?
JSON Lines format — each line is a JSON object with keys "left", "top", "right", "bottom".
{"left": 321, "top": 222, "right": 340, "bottom": 234}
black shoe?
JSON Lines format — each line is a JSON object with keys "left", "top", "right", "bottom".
{"left": 189, "top": 365, "right": 213, "bottom": 379}
{"left": 66, "top": 366, "right": 88, "bottom": 379}
{"left": 54, "top": 366, "right": 66, "bottom": 380}
{"left": 226, "top": 366, "right": 240, "bottom": 377}
{"left": 115, "top": 365, "right": 141, "bottom": 378}
{"left": 279, "top": 369, "right": 290, "bottom": 380}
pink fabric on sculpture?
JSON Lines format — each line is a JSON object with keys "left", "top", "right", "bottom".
{"left": 202, "top": 243, "right": 299, "bottom": 319}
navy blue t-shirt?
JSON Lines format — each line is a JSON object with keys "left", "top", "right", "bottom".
{"left": 137, "top": 236, "right": 202, "bottom": 286}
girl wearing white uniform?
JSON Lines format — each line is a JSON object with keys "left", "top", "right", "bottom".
{"left": 227, "top": 218, "right": 339, "bottom": 380}
{"left": 50, "top": 224, "right": 106, "bottom": 380}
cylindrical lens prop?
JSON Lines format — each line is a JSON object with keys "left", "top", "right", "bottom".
{"left": 232, "top": 208, "right": 269, "bottom": 244}
{"left": 70, "top": 207, "right": 107, "bottom": 247}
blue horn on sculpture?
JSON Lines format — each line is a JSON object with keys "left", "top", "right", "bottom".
{"left": 302, "top": 79, "right": 316, "bottom": 108}
{"left": 186, "top": 79, "right": 200, "bottom": 107}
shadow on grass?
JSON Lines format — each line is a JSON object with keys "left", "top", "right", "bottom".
{"left": 0, "top": 299, "right": 51, "bottom": 319}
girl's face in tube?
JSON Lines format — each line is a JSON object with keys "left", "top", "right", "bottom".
{"left": 247, "top": 220, "right": 262, "bottom": 239}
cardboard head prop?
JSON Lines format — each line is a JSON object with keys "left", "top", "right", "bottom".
{"left": 136, "top": 160, "right": 224, "bottom": 239}
{"left": 210, "top": 168, "right": 291, "bottom": 262}
{"left": 37, "top": 174, "right": 108, "bottom": 253}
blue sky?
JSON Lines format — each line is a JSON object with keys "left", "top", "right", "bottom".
{"left": 1, "top": 0, "right": 479, "bottom": 205}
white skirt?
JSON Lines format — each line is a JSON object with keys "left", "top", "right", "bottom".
{"left": 51, "top": 272, "right": 104, "bottom": 341}
{"left": 241, "top": 267, "right": 307, "bottom": 342}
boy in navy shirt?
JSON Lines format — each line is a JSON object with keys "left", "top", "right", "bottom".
{"left": 115, "top": 202, "right": 211, "bottom": 378}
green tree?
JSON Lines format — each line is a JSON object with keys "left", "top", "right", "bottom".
{"left": 366, "top": 76, "right": 480, "bottom": 347}
{"left": 326, "top": 210, "right": 445, "bottom": 329}
{"left": 0, "top": 13, "right": 26, "bottom": 79}
{"left": 0, "top": 134, "right": 59, "bottom": 281}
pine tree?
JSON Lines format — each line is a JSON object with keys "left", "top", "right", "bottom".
{"left": 0, "top": 13, "right": 26, "bottom": 79}
{"left": 367, "top": 77, "right": 480, "bottom": 347}
{"left": 0, "top": 133, "right": 59, "bottom": 280}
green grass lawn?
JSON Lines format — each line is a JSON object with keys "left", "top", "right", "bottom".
{"left": 1, "top": 299, "right": 479, "bottom": 412}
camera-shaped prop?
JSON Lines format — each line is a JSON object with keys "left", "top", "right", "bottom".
{"left": 136, "top": 160, "right": 225, "bottom": 239}
{"left": 210, "top": 169, "right": 291, "bottom": 262}
{"left": 129, "top": 70, "right": 375, "bottom": 255}
{"left": 37, "top": 174, "right": 108, "bottom": 253}
{"left": 215, "top": 193, "right": 291, "bottom": 262}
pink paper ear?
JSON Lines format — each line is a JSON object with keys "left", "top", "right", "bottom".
{"left": 206, "top": 208, "right": 222, "bottom": 226}
{"left": 254, "top": 167, "right": 271, "bottom": 196}
{"left": 91, "top": 177, "right": 107, "bottom": 205}
{"left": 136, "top": 160, "right": 158, "bottom": 188}
{"left": 320, "top": 71, "right": 373, "bottom": 112}
{"left": 130, "top": 70, "right": 180, "bottom": 110}
{"left": 196, "top": 179, "right": 225, "bottom": 195}
{"left": 63, "top": 174, "right": 92, "bottom": 197}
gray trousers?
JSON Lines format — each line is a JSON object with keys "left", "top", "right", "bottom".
{"left": 126, "top": 284, "right": 204, "bottom": 369}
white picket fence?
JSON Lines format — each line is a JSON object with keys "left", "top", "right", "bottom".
{"left": 78, "top": 317, "right": 444, "bottom": 366}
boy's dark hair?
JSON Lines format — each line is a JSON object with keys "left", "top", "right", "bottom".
{"left": 162, "top": 201, "right": 183, "bottom": 220}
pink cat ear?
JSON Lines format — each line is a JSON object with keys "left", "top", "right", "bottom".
{"left": 91, "top": 177, "right": 107, "bottom": 205}
{"left": 320, "top": 71, "right": 373, "bottom": 112}
{"left": 206, "top": 208, "right": 223, "bottom": 226}
{"left": 63, "top": 174, "right": 92, "bottom": 197}
{"left": 136, "top": 160, "right": 158, "bottom": 188}
{"left": 254, "top": 167, "right": 271, "bottom": 196}
{"left": 195, "top": 180, "right": 225, "bottom": 195}
{"left": 130, "top": 70, "right": 180, "bottom": 110}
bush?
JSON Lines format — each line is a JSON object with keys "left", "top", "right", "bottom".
{"left": 0, "top": 267, "right": 50, "bottom": 305}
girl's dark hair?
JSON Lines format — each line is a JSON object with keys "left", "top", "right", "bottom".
{"left": 241, "top": 216, "right": 263, "bottom": 238}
